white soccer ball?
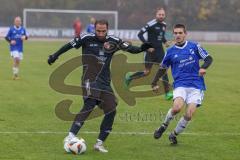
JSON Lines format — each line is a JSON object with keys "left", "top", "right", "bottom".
{"left": 65, "top": 138, "right": 87, "bottom": 154}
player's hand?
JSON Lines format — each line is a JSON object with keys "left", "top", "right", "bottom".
{"left": 21, "top": 36, "right": 26, "bottom": 40}
{"left": 199, "top": 68, "right": 206, "bottom": 76}
{"left": 147, "top": 48, "right": 155, "bottom": 53}
{"left": 10, "top": 40, "right": 16, "bottom": 45}
{"left": 140, "top": 42, "right": 153, "bottom": 51}
{"left": 152, "top": 84, "right": 160, "bottom": 93}
{"left": 48, "top": 54, "right": 58, "bottom": 65}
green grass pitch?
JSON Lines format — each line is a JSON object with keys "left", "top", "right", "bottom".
{"left": 0, "top": 40, "right": 239, "bottom": 160}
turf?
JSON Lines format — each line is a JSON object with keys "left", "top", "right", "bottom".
{"left": 0, "top": 40, "right": 239, "bottom": 160}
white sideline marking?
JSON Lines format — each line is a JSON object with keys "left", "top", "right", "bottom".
{"left": 0, "top": 131, "right": 239, "bottom": 136}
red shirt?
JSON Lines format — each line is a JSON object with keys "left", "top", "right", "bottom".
{"left": 73, "top": 20, "right": 82, "bottom": 37}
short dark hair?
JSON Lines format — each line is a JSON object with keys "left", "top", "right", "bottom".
{"left": 173, "top": 24, "right": 187, "bottom": 33}
{"left": 95, "top": 19, "right": 108, "bottom": 29}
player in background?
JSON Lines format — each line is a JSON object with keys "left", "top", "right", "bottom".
{"left": 152, "top": 24, "right": 213, "bottom": 144}
{"left": 48, "top": 19, "right": 152, "bottom": 153}
{"left": 5, "top": 16, "right": 28, "bottom": 80}
{"left": 86, "top": 17, "right": 96, "bottom": 33}
{"left": 73, "top": 17, "right": 82, "bottom": 37}
{"left": 124, "top": 7, "right": 173, "bottom": 100}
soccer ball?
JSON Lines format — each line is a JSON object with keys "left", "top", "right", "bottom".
{"left": 64, "top": 137, "right": 87, "bottom": 154}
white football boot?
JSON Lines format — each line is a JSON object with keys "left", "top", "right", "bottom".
{"left": 94, "top": 139, "right": 108, "bottom": 153}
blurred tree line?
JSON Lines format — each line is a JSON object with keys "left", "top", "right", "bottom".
{"left": 0, "top": 0, "right": 239, "bottom": 31}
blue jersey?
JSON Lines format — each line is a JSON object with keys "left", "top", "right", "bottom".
{"left": 5, "top": 26, "right": 28, "bottom": 52}
{"left": 86, "top": 24, "right": 95, "bottom": 33}
{"left": 162, "top": 41, "right": 209, "bottom": 90}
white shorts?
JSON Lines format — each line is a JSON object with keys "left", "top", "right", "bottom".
{"left": 173, "top": 87, "right": 204, "bottom": 106}
{"left": 10, "top": 51, "right": 23, "bottom": 60}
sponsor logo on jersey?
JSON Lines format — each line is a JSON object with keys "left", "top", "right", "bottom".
{"left": 90, "top": 43, "right": 98, "bottom": 47}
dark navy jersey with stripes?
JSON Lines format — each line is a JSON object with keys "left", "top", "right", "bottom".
{"left": 69, "top": 33, "right": 140, "bottom": 86}
{"left": 161, "top": 41, "right": 210, "bottom": 90}
{"left": 138, "top": 19, "right": 167, "bottom": 48}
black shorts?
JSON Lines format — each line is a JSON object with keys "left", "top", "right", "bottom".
{"left": 82, "top": 81, "right": 117, "bottom": 113}
{"left": 144, "top": 47, "right": 165, "bottom": 69}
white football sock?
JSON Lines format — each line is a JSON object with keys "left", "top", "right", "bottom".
{"left": 174, "top": 116, "right": 189, "bottom": 135}
{"left": 13, "top": 67, "right": 19, "bottom": 75}
{"left": 96, "top": 139, "right": 103, "bottom": 145}
{"left": 163, "top": 108, "right": 174, "bottom": 126}
{"left": 68, "top": 132, "right": 76, "bottom": 139}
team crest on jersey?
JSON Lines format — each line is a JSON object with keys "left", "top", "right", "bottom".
{"left": 190, "top": 49, "right": 195, "bottom": 54}
{"left": 162, "top": 26, "right": 166, "bottom": 31}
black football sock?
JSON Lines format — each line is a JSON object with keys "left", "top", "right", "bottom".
{"left": 129, "top": 71, "right": 145, "bottom": 80}
{"left": 98, "top": 110, "right": 116, "bottom": 141}
{"left": 69, "top": 99, "right": 97, "bottom": 135}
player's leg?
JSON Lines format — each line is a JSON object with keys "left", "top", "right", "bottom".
{"left": 70, "top": 98, "right": 98, "bottom": 135}
{"left": 157, "top": 48, "right": 173, "bottom": 100}
{"left": 11, "top": 51, "right": 22, "bottom": 79}
{"left": 169, "top": 88, "right": 203, "bottom": 144}
{"left": 94, "top": 91, "right": 117, "bottom": 153}
{"left": 162, "top": 74, "right": 173, "bottom": 100}
{"left": 169, "top": 103, "right": 197, "bottom": 144}
{"left": 154, "top": 87, "right": 186, "bottom": 139}
{"left": 124, "top": 51, "right": 153, "bottom": 87}
{"left": 64, "top": 98, "right": 98, "bottom": 144}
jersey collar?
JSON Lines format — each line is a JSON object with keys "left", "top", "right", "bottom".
{"left": 14, "top": 25, "right": 22, "bottom": 30}
{"left": 174, "top": 41, "right": 188, "bottom": 49}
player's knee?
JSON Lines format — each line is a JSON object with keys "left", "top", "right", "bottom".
{"left": 172, "top": 105, "right": 182, "bottom": 114}
{"left": 144, "top": 69, "right": 151, "bottom": 76}
{"left": 14, "top": 58, "right": 20, "bottom": 63}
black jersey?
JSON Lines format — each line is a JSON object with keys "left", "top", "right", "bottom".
{"left": 69, "top": 33, "right": 142, "bottom": 86}
{"left": 138, "top": 19, "right": 167, "bottom": 48}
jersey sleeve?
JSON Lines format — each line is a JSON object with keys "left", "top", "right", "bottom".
{"left": 196, "top": 43, "right": 209, "bottom": 59}
{"left": 23, "top": 28, "right": 28, "bottom": 36}
{"left": 69, "top": 33, "right": 86, "bottom": 49}
{"left": 137, "top": 24, "right": 150, "bottom": 43}
{"left": 161, "top": 50, "right": 171, "bottom": 68}
{"left": 5, "top": 28, "right": 12, "bottom": 39}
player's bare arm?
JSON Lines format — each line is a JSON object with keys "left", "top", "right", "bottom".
{"left": 151, "top": 66, "right": 167, "bottom": 92}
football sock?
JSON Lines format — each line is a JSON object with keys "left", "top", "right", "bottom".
{"left": 69, "top": 99, "right": 97, "bottom": 135}
{"left": 96, "top": 139, "right": 103, "bottom": 145}
{"left": 68, "top": 132, "right": 76, "bottom": 139}
{"left": 163, "top": 108, "right": 174, "bottom": 126}
{"left": 129, "top": 71, "right": 145, "bottom": 80}
{"left": 98, "top": 110, "right": 116, "bottom": 141}
{"left": 69, "top": 121, "right": 84, "bottom": 135}
{"left": 13, "top": 67, "right": 19, "bottom": 75}
{"left": 174, "top": 116, "right": 189, "bottom": 135}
